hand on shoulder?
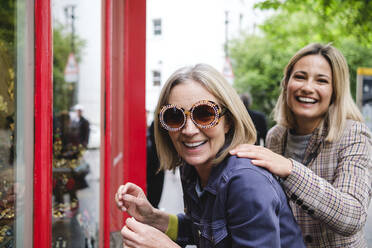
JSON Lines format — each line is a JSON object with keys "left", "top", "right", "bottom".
{"left": 230, "top": 144, "right": 293, "bottom": 178}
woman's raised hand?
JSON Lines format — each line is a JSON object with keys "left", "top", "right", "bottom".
{"left": 230, "top": 144, "right": 293, "bottom": 178}
{"left": 122, "top": 218, "right": 180, "bottom": 248}
{"left": 115, "top": 182, "right": 154, "bottom": 224}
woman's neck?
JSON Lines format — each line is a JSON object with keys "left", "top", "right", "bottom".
{"left": 294, "top": 118, "right": 321, "bottom": 135}
{"left": 194, "top": 163, "right": 213, "bottom": 188}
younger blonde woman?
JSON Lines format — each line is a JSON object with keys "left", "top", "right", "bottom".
{"left": 231, "top": 43, "right": 372, "bottom": 247}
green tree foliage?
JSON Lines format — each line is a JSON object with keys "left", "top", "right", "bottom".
{"left": 256, "top": 0, "right": 372, "bottom": 46}
{"left": 230, "top": 0, "right": 372, "bottom": 127}
{"left": 0, "top": 0, "right": 15, "bottom": 54}
{"left": 0, "top": 0, "right": 85, "bottom": 115}
{"left": 53, "top": 22, "right": 85, "bottom": 113}
{"left": 230, "top": 36, "right": 292, "bottom": 121}
{"left": 338, "top": 39, "right": 372, "bottom": 97}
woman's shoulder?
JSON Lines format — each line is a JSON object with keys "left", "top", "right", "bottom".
{"left": 340, "top": 120, "right": 372, "bottom": 142}
{"left": 345, "top": 119, "right": 371, "bottom": 133}
{"left": 267, "top": 124, "right": 287, "bottom": 139}
{"left": 221, "top": 156, "right": 284, "bottom": 205}
{"left": 266, "top": 124, "right": 287, "bottom": 149}
{"left": 223, "top": 155, "right": 276, "bottom": 183}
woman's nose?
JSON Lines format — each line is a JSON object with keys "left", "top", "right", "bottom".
{"left": 301, "top": 78, "right": 315, "bottom": 93}
{"left": 181, "top": 116, "right": 199, "bottom": 135}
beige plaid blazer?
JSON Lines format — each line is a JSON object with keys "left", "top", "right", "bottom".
{"left": 267, "top": 120, "right": 372, "bottom": 248}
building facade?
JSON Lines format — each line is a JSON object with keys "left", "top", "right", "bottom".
{"left": 145, "top": 0, "right": 268, "bottom": 124}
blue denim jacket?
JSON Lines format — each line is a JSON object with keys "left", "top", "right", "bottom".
{"left": 176, "top": 155, "right": 305, "bottom": 248}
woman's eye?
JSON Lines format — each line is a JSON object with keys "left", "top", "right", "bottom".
{"left": 318, "top": 79, "right": 329, "bottom": 84}
{"left": 294, "top": 75, "right": 305, "bottom": 80}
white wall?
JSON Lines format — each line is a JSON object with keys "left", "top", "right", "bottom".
{"left": 146, "top": 0, "right": 269, "bottom": 125}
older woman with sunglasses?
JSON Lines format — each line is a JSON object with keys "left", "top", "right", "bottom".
{"left": 115, "top": 64, "right": 305, "bottom": 248}
{"left": 231, "top": 43, "right": 372, "bottom": 247}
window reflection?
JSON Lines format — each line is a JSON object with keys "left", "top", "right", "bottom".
{"left": 52, "top": 1, "right": 101, "bottom": 247}
{"left": 0, "top": 0, "right": 34, "bottom": 246}
{"left": 0, "top": 50, "right": 15, "bottom": 244}
{"left": 52, "top": 108, "right": 90, "bottom": 216}
{"left": 0, "top": 17, "right": 16, "bottom": 248}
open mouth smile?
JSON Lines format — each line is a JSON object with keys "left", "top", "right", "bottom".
{"left": 296, "top": 96, "right": 317, "bottom": 104}
{"left": 183, "top": 141, "right": 207, "bottom": 148}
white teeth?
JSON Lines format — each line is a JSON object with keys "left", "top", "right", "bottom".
{"left": 298, "top": 97, "right": 316, "bottom": 103}
{"left": 184, "top": 141, "right": 205, "bottom": 148}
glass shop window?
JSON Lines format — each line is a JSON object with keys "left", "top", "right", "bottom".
{"left": 0, "top": 0, "right": 35, "bottom": 247}
{"left": 51, "top": 1, "right": 101, "bottom": 247}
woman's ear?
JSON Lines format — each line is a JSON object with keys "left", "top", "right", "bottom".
{"left": 330, "top": 90, "right": 335, "bottom": 104}
{"left": 224, "top": 123, "right": 230, "bottom": 134}
{"left": 224, "top": 115, "right": 231, "bottom": 134}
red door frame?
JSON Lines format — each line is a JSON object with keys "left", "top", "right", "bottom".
{"left": 102, "top": 0, "right": 147, "bottom": 246}
{"left": 34, "top": 0, "right": 146, "bottom": 247}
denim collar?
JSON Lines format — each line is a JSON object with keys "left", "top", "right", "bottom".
{"left": 180, "top": 156, "right": 229, "bottom": 197}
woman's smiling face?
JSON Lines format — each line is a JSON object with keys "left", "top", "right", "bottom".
{"left": 286, "top": 54, "right": 333, "bottom": 134}
{"left": 167, "top": 80, "right": 229, "bottom": 170}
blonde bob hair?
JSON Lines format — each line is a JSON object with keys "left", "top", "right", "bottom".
{"left": 154, "top": 64, "right": 257, "bottom": 171}
{"left": 274, "top": 43, "right": 363, "bottom": 142}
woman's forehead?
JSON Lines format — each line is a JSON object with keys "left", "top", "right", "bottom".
{"left": 168, "top": 80, "right": 219, "bottom": 107}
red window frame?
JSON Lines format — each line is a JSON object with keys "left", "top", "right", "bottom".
{"left": 34, "top": 0, "right": 146, "bottom": 247}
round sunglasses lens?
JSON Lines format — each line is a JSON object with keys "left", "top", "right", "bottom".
{"left": 163, "top": 107, "right": 184, "bottom": 129}
{"left": 193, "top": 104, "right": 216, "bottom": 126}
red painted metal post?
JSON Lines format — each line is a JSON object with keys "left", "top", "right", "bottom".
{"left": 123, "top": 0, "right": 147, "bottom": 196}
{"left": 34, "top": 0, "right": 53, "bottom": 247}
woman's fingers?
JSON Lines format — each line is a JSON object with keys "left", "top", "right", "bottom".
{"left": 123, "top": 218, "right": 179, "bottom": 248}
{"left": 123, "top": 195, "right": 145, "bottom": 215}
{"left": 118, "top": 183, "right": 142, "bottom": 199}
{"left": 126, "top": 217, "right": 144, "bottom": 232}
{"left": 123, "top": 193, "right": 151, "bottom": 209}
{"left": 123, "top": 194, "right": 141, "bottom": 205}
{"left": 116, "top": 184, "right": 129, "bottom": 208}
{"left": 230, "top": 144, "right": 272, "bottom": 163}
{"left": 121, "top": 217, "right": 182, "bottom": 248}
{"left": 230, "top": 144, "right": 267, "bottom": 156}
{"left": 116, "top": 182, "right": 146, "bottom": 211}
{"left": 121, "top": 224, "right": 139, "bottom": 247}
{"left": 230, "top": 144, "right": 255, "bottom": 154}
{"left": 123, "top": 243, "right": 135, "bottom": 248}
{"left": 121, "top": 218, "right": 152, "bottom": 248}
{"left": 237, "top": 151, "right": 260, "bottom": 159}
{"left": 117, "top": 184, "right": 128, "bottom": 199}
{"left": 233, "top": 149, "right": 270, "bottom": 161}
{"left": 251, "top": 159, "right": 269, "bottom": 168}
{"left": 121, "top": 224, "right": 135, "bottom": 239}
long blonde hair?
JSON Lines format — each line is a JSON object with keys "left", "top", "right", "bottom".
{"left": 274, "top": 43, "right": 363, "bottom": 141}
{"left": 154, "top": 64, "right": 257, "bottom": 170}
